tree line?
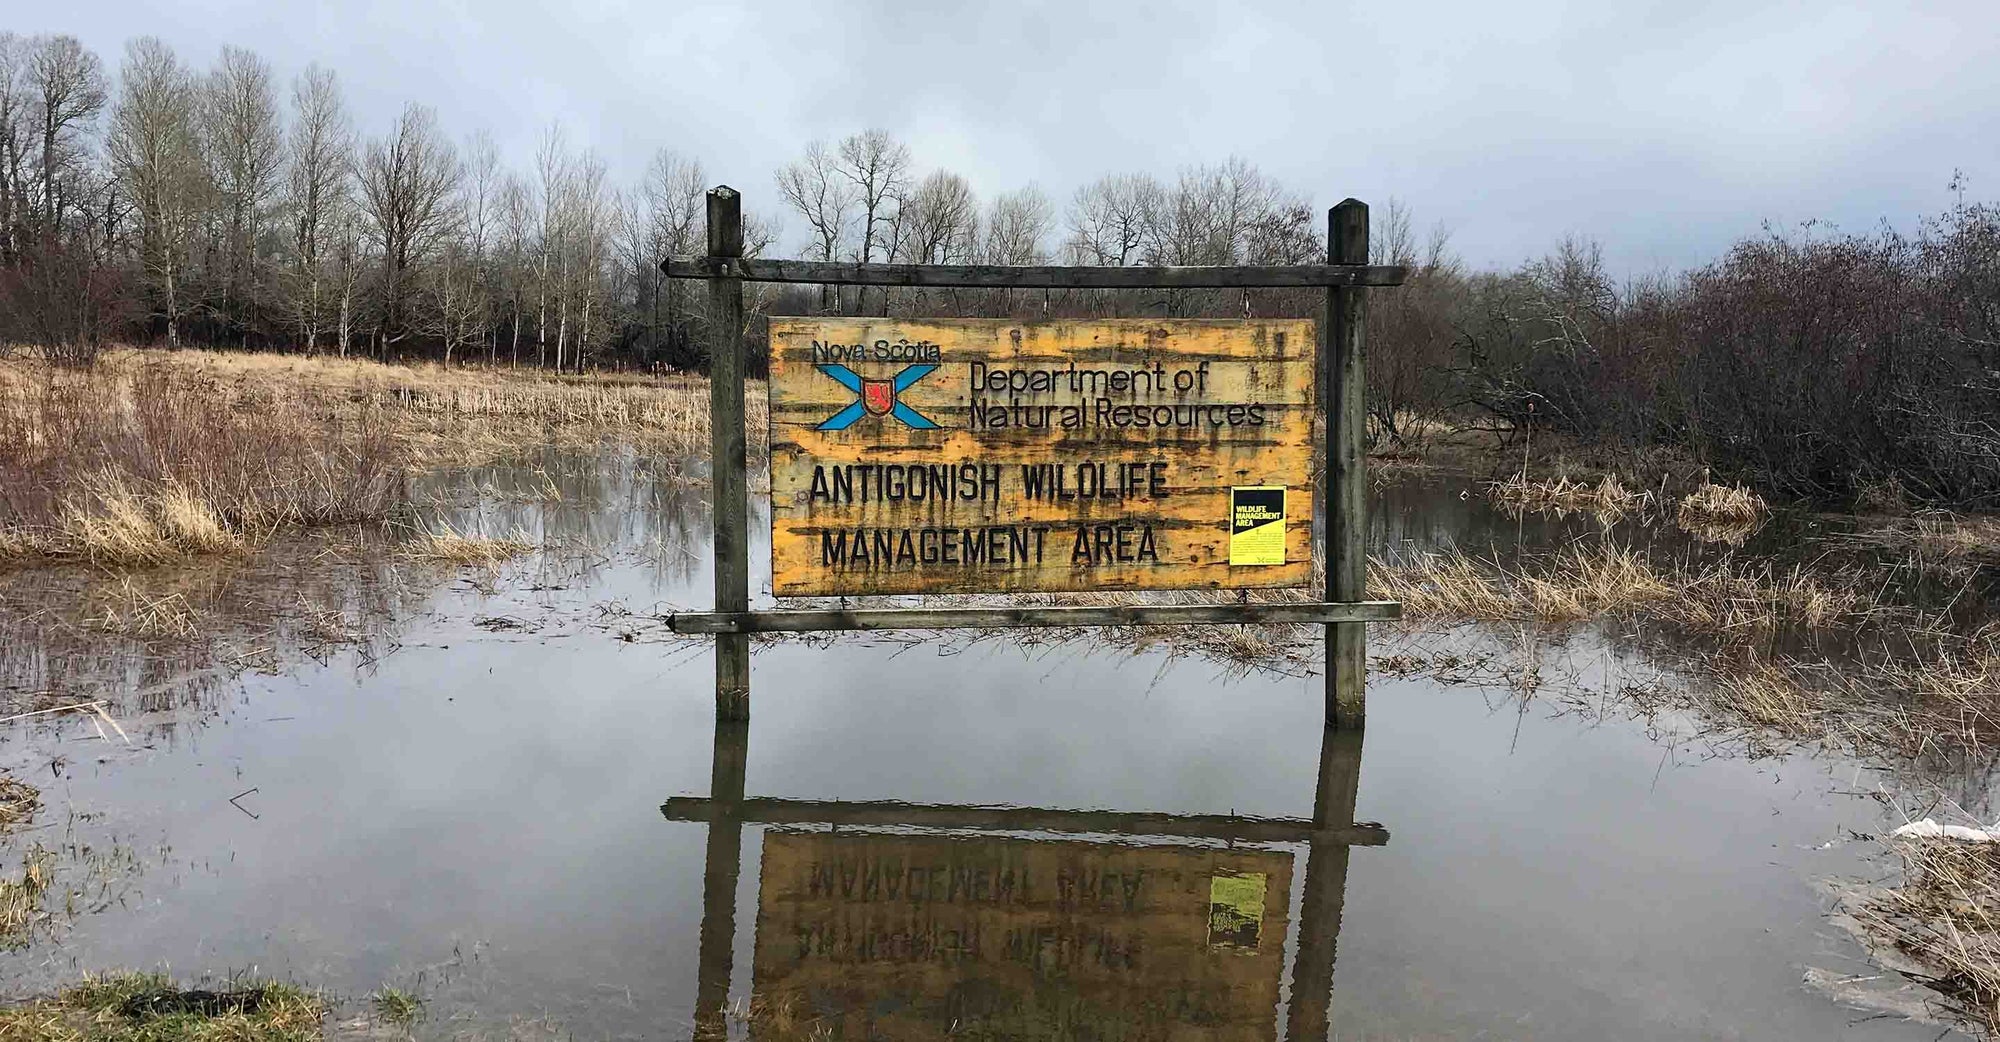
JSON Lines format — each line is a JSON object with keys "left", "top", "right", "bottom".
{"left": 2, "top": 32, "right": 1995, "bottom": 504}
{"left": 0, "top": 33, "right": 1336, "bottom": 373}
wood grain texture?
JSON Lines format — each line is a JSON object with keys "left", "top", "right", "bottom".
{"left": 663, "top": 256, "right": 1408, "bottom": 288}
{"left": 666, "top": 601, "right": 1400, "bottom": 633}
{"left": 768, "top": 318, "right": 1317, "bottom": 596}
{"left": 705, "top": 187, "right": 750, "bottom": 717}
{"left": 1326, "top": 199, "right": 1371, "bottom": 730}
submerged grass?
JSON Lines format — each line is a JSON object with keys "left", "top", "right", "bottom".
{"left": 0, "top": 849, "right": 52, "bottom": 949}
{"left": 1854, "top": 836, "right": 2000, "bottom": 1035}
{"left": 0, "top": 973, "right": 325, "bottom": 1042}
{"left": 398, "top": 522, "right": 534, "bottom": 566}
{"left": 0, "top": 776, "right": 37, "bottom": 832}
{"left": 1360, "top": 541, "right": 2000, "bottom": 760}
{"left": 368, "top": 987, "right": 422, "bottom": 1027}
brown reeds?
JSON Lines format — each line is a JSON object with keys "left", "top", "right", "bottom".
{"left": 399, "top": 522, "right": 534, "bottom": 565}
{"left": 1485, "top": 471, "right": 1648, "bottom": 521}
{"left": 1676, "top": 480, "right": 1767, "bottom": 526}
{"left": 0, "top": 356, "right": 402, "bottom": 564}
{"left": 0, "top": 776, "right": 37, "bottom": 833}
{"left": 0, "top": 349, "right": 746, "bottom": 567}
{"left": 1853, "top": 835, "right": 2000, "bottom": 1035}
{"left": 1365, "top": 543, "right": 1865, "bottom": 632}
{"left": 0, "top": 848, "right": 52, "bottom": 950}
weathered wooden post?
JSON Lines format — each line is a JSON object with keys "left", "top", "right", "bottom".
{"left": 690, "top": 722, "right": 749, "bottom": 1039}
{"left": 1325, "top": 200, "right": 1370, "bottom": 731}
{"left": 706, "top": 187, "right": 751, "bottom": 720}
{"left": 1285, "top": 727, "right": 1364, "bottom": 1037}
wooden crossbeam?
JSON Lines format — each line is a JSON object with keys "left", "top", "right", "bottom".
{"left": 661, "top": 795, "right": 1390, "bottom": 846}
{"left": 661, "top": 257, "right": 1407, "bottom": 289}
{"left": 665, "top": 600, "right": 1401, "bottom": 634}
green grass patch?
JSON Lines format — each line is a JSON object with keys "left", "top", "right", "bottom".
{"left": 0, "top": 973, "right": 325, "bottom": 1041}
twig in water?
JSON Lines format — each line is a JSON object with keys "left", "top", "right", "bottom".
{"left": 0, "top": 701, "right": 107, "bottom": 725}
{"left": 228, "top": 787, "right": 260, "bottom": 819}
{"left": 93, "top": 704, "right": 129, "bottom": 744}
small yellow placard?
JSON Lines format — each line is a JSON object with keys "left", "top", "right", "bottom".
{"left": 1207, "top": 870, "right": 1269, "bottom": 951}
{"left": 1229, "top": 486, "right": 1286, "bottom": 565}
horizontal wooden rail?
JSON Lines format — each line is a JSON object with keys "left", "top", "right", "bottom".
{"left": 666, "top": 600, "right": 1401, "bottom": 634}
{"left": 661, "top": 257, "right": 1407, "bottom": 289}
{"left": 662, "top": 795, "right": 1389, "bottom": 845}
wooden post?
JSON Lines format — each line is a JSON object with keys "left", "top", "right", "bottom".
{"left": 706, "top": 187, "right": 751, "bottom": 720}
{"left": 1324, "top": 200, "right": 1370, "bottom": 731}
{"left": 690, "top": 721, "right": 749, "bottom": 1040}
{"left": 1285, "top": 728, "right": 1363, "bottom": 1039}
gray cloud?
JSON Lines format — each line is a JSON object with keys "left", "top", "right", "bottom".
{"left": 30, "top": 0, "right": 1999, "bottom": 273}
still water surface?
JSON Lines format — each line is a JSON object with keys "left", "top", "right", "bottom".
{"left": 0, "top": 451, "right": 1963, "bottom": 1039}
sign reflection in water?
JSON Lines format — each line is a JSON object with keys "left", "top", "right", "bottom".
{"left": 666, "top": 726, "right": 1379, "bottom": 1040}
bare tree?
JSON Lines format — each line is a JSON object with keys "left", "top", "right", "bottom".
{"left": 776, "top": 139, "right": 853, "bottom": 311}
{"left": 1145, "top": 158, "right": 1278, "bottom": 265}
{"left": 497, "top": 173, "right": 531, "bottom": 364}
{"left": 835, "top": 129, "right": 908, "bottom": 264}
{"left": 282, "top": 65, "right": 351, "bottom": 353}
{"left": 429, "top": 128, "right": 497, "bottom": 363}
{"left": 108, "top": 37, "right": 206, "bottom": 347}
{"left": 560, "top": 151, "right": 609, "bottom": 370}
{"left": 776, "top": 140, "right": 853, "bottom": 262}
{"left": 358, "top": 102, "right": 459, "bottom": 350}
{"left": 894, "top": 170, "right": 978, "bottom": 264}
{"left": 26, "top": 34, "right": 106, "bottom": 238}
{"left": 983, "top": 186, "right": 1053, "bottom": 264}
{"left": 533, "top": 124, "right": 568, "bottom": 368}
{"left": 0, "top": 34, "right": 30, "bottom": 262}
{"left": 1066, "top": 173, "right": 1159, "bottom": 265}
{"left": 330, "top": 200, "right": 363, "bottom": 356}
{"left": 202, "top": 45, "right": 281, "bottom": 341}
{"left": 631, "top": 149, "right": 707, "bottom": 366}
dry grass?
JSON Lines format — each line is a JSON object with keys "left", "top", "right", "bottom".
{"left": 1365, "top": 543, "right": 1866, "bottom": 632}
{"left": 1361, "top": 542, "right": 2000, "bottom": 759}
{"left": 0, "top": 349, "right": 744, "bottom": 568}
{"left": 0, "top": 848, "right": 52, "bottom": 950}
{"left": 0, "top": 973, "right": 326, "bottom": 1042}
{"left": 143, "top": 349, "right": 757, "bottom": 466}
{"left": 84, "top": 579, "right": 203, "bottom": 640}
{"left": 1677, "top": 480, "right": 1768, "bottom": 526}
{"left": 1853, "top": 836, "right": 2000, "bottom": 1034}
{"left": 1485, "top": 471, "right": 1649, "bottom": 521}
{"left": 1856, "top": 512, "right": 2000, "bottom": 575}
{"left": 0, "top": 776, "right": 37, "bottom": 833}
{"left": 399, "top": 522, "right": 535, "bottom": 565}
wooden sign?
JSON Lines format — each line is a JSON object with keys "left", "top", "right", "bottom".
{"left": 767, "top": 318, "right": 1316, "bottom": 596}
{"left": 752, "top": 830, "right": 1295, "bottom": 1040}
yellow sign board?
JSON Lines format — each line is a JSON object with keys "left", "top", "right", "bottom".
{"left": 767, "top": 318, "right": 1317, "bottom": 596}
{"left": 752, "top": 830, "right": 1295, "bottom": 1040}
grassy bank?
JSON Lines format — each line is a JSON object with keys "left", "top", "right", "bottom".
{"left": 0, "top": 974, "right": 325, "bottom": 1042}
{"left": 0, "top": 349, "right": 743, "bottom": 567}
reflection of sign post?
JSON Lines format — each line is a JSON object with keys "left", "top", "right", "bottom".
{"left": 753, "top": 831, "right": 1293, "bottom": 1040}
{"left": 768, "top": 319, "right": 1316, "bottom": 597}
{"left": 669, "top": 726, "right": 1379, "bottom": 1042}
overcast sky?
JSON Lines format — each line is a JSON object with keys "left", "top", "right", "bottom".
{"left": 29, "top": 0, "right": 1999, "bottom": 274}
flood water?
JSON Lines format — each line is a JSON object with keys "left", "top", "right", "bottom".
{"left": 0, "top": 450, "right": 1975, "bottom": 1039}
